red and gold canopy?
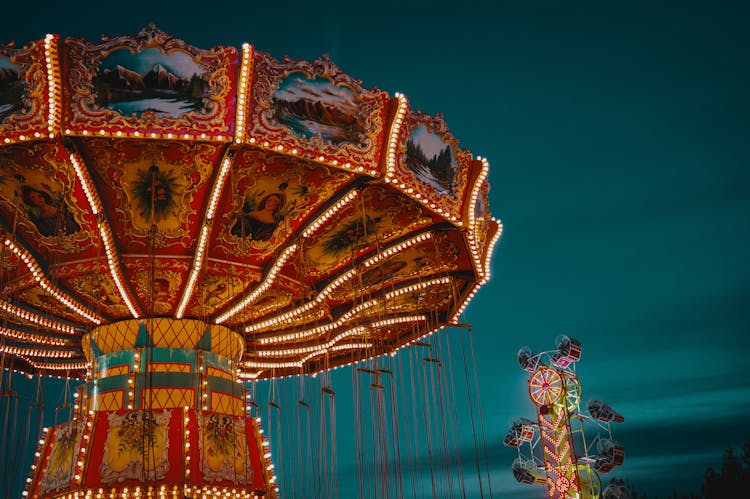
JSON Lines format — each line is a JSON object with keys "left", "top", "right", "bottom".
{"left": 0, "top": 25, "right": 501, "bottom": 380}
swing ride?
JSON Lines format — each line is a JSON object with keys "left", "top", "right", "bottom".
{"left": 0, "top": 25, "right": 501, "bottom": 498}
{"left": 506, "top": 336, "right": 625, "bottom": 498}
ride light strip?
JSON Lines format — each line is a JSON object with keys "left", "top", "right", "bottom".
{"left": 301, "top": 189, "right": 359, "bottom": 238}
{"left": 215, "top": 244, "right": 299, "bottom": 324}
{"left": 0, "top": 325, "right": 68, "bottom": 346}
{"left": 0, "top": 344, "right": 77, "bottom": 358}
{"left": 176, "top": 155, "right": 234, "bottom": 318}
{"left": 44, "top": 34, "right": 60, "bottom": 138}
{"left": 234, "top": 43, "right": 253, "bottom": 144}
{"left": 246, "top": 232, "right": 434, "bottom": 334}
{"left": 3, "top": 238, "right": 102, "bottom": 324}
{"left": 0, "top": 298, "right": 78, "bottom": 334}
{"left": 70, "top": 152, "right": 141, "bottom": 318}
{"left": 466, "top": 156, "right": 491, "bottom": 277}
{"left": 384, "top": 92, "right": 408, "bottom": 182}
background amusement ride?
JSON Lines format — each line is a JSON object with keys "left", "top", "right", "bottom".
{"left": 0, "top": 26, "right": 501, "bottom": 499}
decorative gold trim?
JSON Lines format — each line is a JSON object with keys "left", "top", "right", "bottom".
{"left": 246, "top": 52, "right": 387, "bottom": 173}
{"left": 0, "top": 38, "right": 50, "bottom": 143}
{"left": 64, "top": 24, "right": 236, "bottom": 137}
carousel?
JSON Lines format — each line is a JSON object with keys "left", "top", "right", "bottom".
{"left": 0, "top": 25, "right": 501, "bottom": 499}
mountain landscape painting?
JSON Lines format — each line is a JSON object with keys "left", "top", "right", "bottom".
{"left": 92, "top": 47, "right": 209, "bottom": 118}
{"left": 405, "top": 125, "right": 457, "bottom": 196}
{"left": 271, "top": 75, "right": 367, "bottom": 147}
{"left": 0, "top": 54, "right": 24, "bottom": 123}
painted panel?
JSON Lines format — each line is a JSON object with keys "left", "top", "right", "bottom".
{"left": 82, "top": 138, "right": 221, "bottom": 251}
{"left": 0, "top": 142, "right": 93, "bottom": 253}
{"left": 301, "top": 184, "right": 436, "bottom": 280}
{"left": 91, "top": 409, "right": 180, "bottom": 485}
{"left": 212, "top": 148, "right": 355, "bottom": 261}
{"left": 62, "top": 25, "right": 237, "bottom": 138}
{"left": 392, "top": 111, "right": 473, "bottom": 221}
{"left": 36, "top": 420, "right": 84, "bottom": 496}
{"left": 246, "top": 52, "right": 388, "bottom": 171}
{"left": 198, "top": 412, "right": 252, "bottom": 483}
{"left": 326, "top": 232, "right": 461, "bottom": 304}
{"left": 0, "top": 38, "right": 51, "bottom": 143}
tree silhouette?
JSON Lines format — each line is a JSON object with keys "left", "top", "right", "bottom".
{"left": 607, "top": 440, "right": 750, "bottom": 498}
{"left": 701, "top": 438, "right": 750, "bottom": 498}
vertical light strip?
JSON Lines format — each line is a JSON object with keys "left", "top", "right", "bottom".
{"left": 175, "top": 225, "right": 210, "bottom": 318}
{"left": 384, "top": 93, "right": 409, "bottom": 183}
{"left": 43, "top": 34, "right": 60, "bottom": 138}
{"left": 214, "top": 244, "right": 298, "bottom": 324}
{"left": 205, "top": 157, "right": 234, "bottom": 221}
{"left": 482, "top": 219, "right": 503, "bottom": 283}
{"left": 449, "top": 283, "right": 480, "bottom": 324}
{"left": 97, "top": 224, "right": 140, "bottom": 318}
{"left": 3, "top": 238, "right": 102, "bottom": 324}
{"left": 70, "top": 152, "right": 141, "bottom": 318}
{"left": 234, "top": 43, "right": 254, "bottom": 144}
{"left": 176, "top": 155, "right": 233, "bottom": 318}
{"left": 466, "top": 156, "right": 491, "bottom": 278}
{"left": 69, "top": 153, "right": 102, "bottom": 215}
{"left": 450, "top": 222, "right": 501, "bottom": 323}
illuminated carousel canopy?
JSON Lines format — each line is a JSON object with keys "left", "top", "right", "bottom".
{"left": 0, "top": 24, "right": 501, "bottom": 382}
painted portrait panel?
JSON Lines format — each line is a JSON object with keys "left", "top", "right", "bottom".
{"left": 230, "top": 187, "right": 288, "bottom": 243}
{"left": 69, "top": 272, "right": 130, "bottom": 318}
{"left": 0, "top": 164, "right": 83, "bottom": 238}
{"left": 216, "top": 150, "right": 355, "bottom": 260}
{"left": 126, "top": 162, "right": 184, "bottom": 231}
{"left": 0, "top": 144, "right": 93, "bottom": 262}
{"left": 133, "top": 269, "right": 181, "bottom": 316}
{"left": 83, "top": 139, "right": 217, "bottom": 248}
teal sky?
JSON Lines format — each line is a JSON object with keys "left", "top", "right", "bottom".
{"left": 3, "top": 0, "right": 749, "bottom": 497}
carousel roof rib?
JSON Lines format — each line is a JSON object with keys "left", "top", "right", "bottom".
{"left": 67, "top": 145, "right": 143, "bottom": 319}
{"left": 175, "top": 145, "right": 234, "bottom": 319}
{"left": 2, "top": 231, "right": 103, "bottom": 325}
